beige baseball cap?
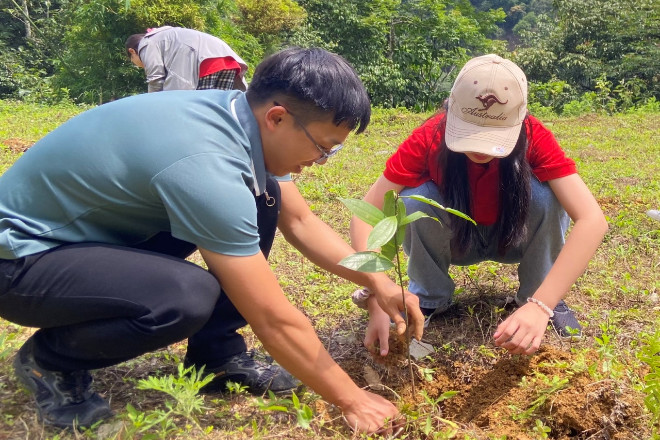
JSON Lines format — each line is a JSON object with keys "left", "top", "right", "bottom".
{"left": 446, "top": 54, "right": 528, "bottom": 158}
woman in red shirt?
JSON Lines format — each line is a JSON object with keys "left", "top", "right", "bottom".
{"left": 350, "top": 55, "right": 607, "bottom": 356}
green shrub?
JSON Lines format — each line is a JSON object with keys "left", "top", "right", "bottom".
{"left": 527, "top": 102, "right": 556, "bottom": 120}
{"left": 562, "top": 94, "right": 598, "bottom": 117}
{"left": 627, "top": 97, "right": 660, "bottom": 115}
{"left": 528, "top": 79, "right": 578, "bottom": 114}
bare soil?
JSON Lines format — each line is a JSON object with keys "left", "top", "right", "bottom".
{"left": 0, "top": 178, "right": 657, "bottom": 439}
{"left": 325, "top": 301, "right": 649, "bottom": 439}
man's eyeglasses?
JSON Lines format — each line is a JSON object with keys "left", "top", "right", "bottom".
{"left": 274, "top": 101, "right": 344, "bottom": 164}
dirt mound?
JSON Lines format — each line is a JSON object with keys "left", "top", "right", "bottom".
{"left": 334, "top": 329, "right": 647, "bottom": 439}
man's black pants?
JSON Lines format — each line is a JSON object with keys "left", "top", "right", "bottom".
{"left": 0, "top": 178, "right": 281, "bottom": 372}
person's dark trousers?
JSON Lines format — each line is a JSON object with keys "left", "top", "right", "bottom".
{"left": 0, "top": 178, "right": 281, "bottom": 372}
{"left": 185, "top": 177, "right": 281, "bottom": 368}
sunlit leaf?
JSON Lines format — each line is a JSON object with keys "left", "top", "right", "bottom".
{"left": 367, "top": 216, "right": 397, "bottom": 250}
{"left": 402, "top": 194, "right": 446, "bottom": 209}
{"left": 339, "top": 198, "right": 385, "bottom": 226}
{"left": 402, "top": 195, "right": 476, "bottom": 225}
{"left": 445, "top": 207, "right": 477, "bottom": 225}
{"left": 400, "top": 211, "right": 433, "bottom": 226}
{"left": 338, "top": 252, "right": 394, "bottom": 272}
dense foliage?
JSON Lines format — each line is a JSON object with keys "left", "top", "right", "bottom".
{"left": 1, "top": 0, "right": 658, "bottom": 111}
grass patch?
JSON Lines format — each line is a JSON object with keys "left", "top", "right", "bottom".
{"left": 1, "top": 102, "right": 659, "bottom": 439}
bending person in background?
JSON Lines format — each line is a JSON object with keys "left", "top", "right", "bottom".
{"left": 125, "top": 26, "right": 248, "bottom": 92}
{"left": 350, "top": 54, "right": 608, "bottom": 356}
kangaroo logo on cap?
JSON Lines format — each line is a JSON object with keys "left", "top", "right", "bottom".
{"left": 476, "top": 94, "right": 508, "bottom": 111}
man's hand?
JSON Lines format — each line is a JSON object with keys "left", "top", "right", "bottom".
{"left": 372, "top": 281, "right": 424, "bottom": 341}
{"left": 364, "top": 296, "right": 392, "bottom": 356}
{"left": 493, "top": 302, "right": 550, "bottom": 354}
{"left": 341, "top": 388, "right": 403, "bottom": 435}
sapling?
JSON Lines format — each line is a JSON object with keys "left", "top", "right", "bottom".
{"left": 339, "top": 190, "right": 475, "bottom": 394}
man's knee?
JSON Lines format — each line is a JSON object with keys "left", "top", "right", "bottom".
{"left": 154, "top": 269, "right": 221, "bottom": 337}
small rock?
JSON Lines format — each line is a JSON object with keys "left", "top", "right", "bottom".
{"left": 96, "top": 420, "right": 124, "bottom": 440}
{"left": 363, "top": 365, "right": 384, "bottom": 390}
{"left": 409, "top": 339, "right": 434, "bottom": 360}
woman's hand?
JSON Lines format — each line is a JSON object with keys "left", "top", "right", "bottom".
{"left": 493, "top": 302, "right": 550, "bottom": 354}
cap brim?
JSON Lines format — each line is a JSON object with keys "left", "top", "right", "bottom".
{"left": 446, "top": 110, "right": 521, "bottom": 158}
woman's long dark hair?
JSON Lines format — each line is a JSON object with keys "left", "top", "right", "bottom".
{"left": 433, "top": 111, "right": 532, "bottom": 256}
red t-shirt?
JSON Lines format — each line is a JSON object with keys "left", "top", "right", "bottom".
{"left": 199, "top": 56, "right": 241, "bottom": 78}
{"left": 384, "top": 113, "right": 577, "bottom": 225}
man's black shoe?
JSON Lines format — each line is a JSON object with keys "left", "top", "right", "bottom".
{"left": 13, "top": 338, "right": 113, "bottom": 428}
{"left": 188, "top": 350, "right": 302, "bottom": 396}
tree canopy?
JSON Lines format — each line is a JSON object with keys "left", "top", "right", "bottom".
{"left": 1, "top": 0, "right": 657, "bottom": 110}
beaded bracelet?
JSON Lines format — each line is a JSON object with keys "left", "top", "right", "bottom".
{"left": 527, "top": 297, "right": 554, "bottom": 317}
{"left": 351, "top": 288, "right": 372, "bottom": 310}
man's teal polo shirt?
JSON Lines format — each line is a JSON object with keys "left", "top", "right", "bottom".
{"left": 0, "top": 90, "right": 268, "bottom": 259}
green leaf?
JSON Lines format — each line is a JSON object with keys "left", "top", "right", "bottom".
{"left": 296, "top": 405, "right": 314, "bottom": 429}
{"left": 401, "top": 195, "right": 476, "bottom": 225}
{"left": 400, "top": 211, "right": 433, "bottom": 226}
{"left": 395, "top": 225, "right": 406, "bottom": 246}
{"left": 380, "top": 240, "right": 397, "bottom": 260}
{"left": 383, "top": 190, "right": 396, "bottom": 217}
{"left": 439, "top": 390, "right": 459, "bottom": 401}
{"left": 402, "top": 194, "right": 446, "bottom": 209}
{"left": 367, "top": 216, "right": 398, "bottom": 250}
{"left": 291, "top": 392, "right": 300, "bottom": 408}
{"left": 396, "top": 198, "right": 407, "bottom": 222}
{"left": 445, "top": 207, "right": 477, "bottom": 225}
{"left": 339, "top": 198, "right": 385, "bottom": 227}
{"left": 339, "top": 252, "right": 395, "bottom": 272}
{"left": 393, "top": 198, "right": 407, "bottom": 244}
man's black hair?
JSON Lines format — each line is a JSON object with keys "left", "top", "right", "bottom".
{"left": 246, "top": 47, "right": 371, "bottom": 134}
{"left": 125, "top": 33, "right": 146, "bottom": 57}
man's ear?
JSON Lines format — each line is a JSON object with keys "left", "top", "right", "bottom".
{"left": 264, "top": 105, "right": 287, "bottom": 131}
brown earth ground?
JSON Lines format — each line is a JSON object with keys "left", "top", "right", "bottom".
{"left": 1, "top": 292, "right": 650, "bottom": 440}
{"left": 1, "top": 138, "right": 33, "bottom": 153}
{"left": 324, "top": 296, "right": 649, "bottom": 440}
{"left": 0, "top": 172, "right": 657, "bottom": 439}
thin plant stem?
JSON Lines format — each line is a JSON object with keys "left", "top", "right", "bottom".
{"left": 393, "top": 197, "right": 416, "bottom": 397}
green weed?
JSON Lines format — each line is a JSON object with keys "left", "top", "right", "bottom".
{"left": 637, "top": 330, "right": 660, "bottom": 432}
{"left": 0, "top": 328, "right": 19, "bottom": 362}
{"left": 511, "top": 373, "right": 569, "bottom": 421}
{"left": 122, "top": 363, "right": 215, "bottom": 438}
{"left": 531, "top": 418, "right": 551, "bottom": 439}
{"left": 255, "top": 390, "right": 315, "bottom": 430}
